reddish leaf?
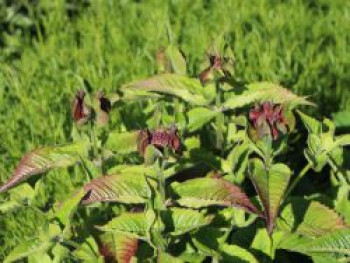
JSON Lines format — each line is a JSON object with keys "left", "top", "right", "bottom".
{"left": 82, "top": 174, "right": 151, "bottom": 205}
{"left": 249, "top": 159, "right": 292, "bottom": 234}
{"left": 122, "top": 74, "right": 207, "bottom": 105}
{"left": 100, "top": 233, "right": 138, "bottom": 263}
{"left": 0, "top": 143, "right": 85, "bottom": 193}
{"left": 172, "top": 177, "right": 262, "bottom": 216}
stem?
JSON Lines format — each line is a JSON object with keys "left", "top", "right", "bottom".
{"left": 328, "top": 157, "right": 348, "bottom": 184}
{"left": 285, "top": 163, "right": 312, "bottom": 198}
{"left": 154, "top": 158, "right": 167, "bottom": 253}
{"left": 157, "top": 159, "right": 166, "bottom": 211}
{"left": 215, "top": 81, "right": 225, "bottom": 155}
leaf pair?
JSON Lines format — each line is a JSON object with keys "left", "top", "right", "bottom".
{"left": 249, "top": 158, "right": 292, "bottom": 234}
{"left": 298, "top": 110, "right": 350, "bottom": 172}
{"left": 97, "top": 208, "right": 213, "bottom": 260}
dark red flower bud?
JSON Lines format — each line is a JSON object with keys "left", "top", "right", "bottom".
{"left": 72, "top": 90, "right": 90, "bottom": 124}
{"left": 98, "top": 91, "right": 111, "bottom": 113}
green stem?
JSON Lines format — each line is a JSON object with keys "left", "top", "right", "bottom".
{"left": 154, "top": 158, "right": 167, "bottom": 253}
{"left": 285, "top": 163, "right": 312, "bottom": 198}
{"left": 157, "top": 159, "right": 166, "bottom": 211}
{"left": 215, "top": 81, "right": 225, "bottom": 155}
{"left": 328, "top": 157, "right": 347, "bottom": 184}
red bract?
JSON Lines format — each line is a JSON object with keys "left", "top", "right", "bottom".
{"left": 137, "top": 126, "right": 181, "bottom": 156}
{"left": 249, "top": 102, "right": 287, "bottom": 140}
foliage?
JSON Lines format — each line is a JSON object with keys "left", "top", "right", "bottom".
{"left": 0, "top": 0, "right": 349, "bottom": 262}
{"left": 0, "top": 41, "right": 349, "bottom": 263}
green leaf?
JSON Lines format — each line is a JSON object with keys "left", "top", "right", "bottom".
{"left": 0, "top": 200, "right": 22, "bottom": 213}
{"left": 144, "top": 145, "right": 163, "bottom": 166}
{"left": 332, "top": 111, "right": 350, "bottom": 130}
{"left": 226, "top": 142, "right": 250, "bottom": 184}
{"left": 334, "top": 134, "right": 350, "bottom": 147}
{"left": 223, "top": 82, "right": 313, "bottom": 110}
{"left": 304, "top": 134, "right": 329, "bottom": 172}
{"left": 52, "top": 244, "right": 69, "bottom": 263}
{"left": 165, "top": 45, "right": 187, "bottom": 75}
{"left": 297, "top": 110, "right": 322, "bottom": 134}
{"left": 221, "top": 244, "right": 259, "bottom": 263}
{"left": 187, "top": 107, "right": 219, "bottom": 132}
{"left": 192, "top": 227, "right": 224, "bottom": 258}
{"left": 52, "top": 188, "right": 85, "bottom": 226}
{"left": 100, "top": 232, "right": 139, "bottom": 263}
{"left": 0, "top": 183, "right": 36, "bottom": 213}
{"left": 8, "top": 183, "right": 35, "bottom": 202}
{"left": 334, "top": 184, "right": 350, "bottom": 225}
{"left": 27, "top": 253, "right": 52, "bottom": 263}
{"left": 172, "top": 177, "right": 261, "bottom": 215}
{"left": 278, "top": 229, "right": 350, "bottom": 258}
{"left": 277, "top": 198, "right": 346, "bottom": 237}
{"left": 0, "top": 142, "right": 88, "bottom": 193}
{"left": 249, "top": 159, "right": 292, "bottom": 234}
{"left": 82, "top": 174, "right": 151, "bottom": 205}
{"left": 122, "top": 89, "right": 164, "bottom": 101}
{"left": 177, "top": 252, "right": 206, "bottom": 263}
{"left": 250, "top": 228, "right": 273, "bottom": 258}
{"left": 74, "top": 236, "right": 103, "bottom": 263}
{"left": 4, "top": 239, "right": 53, "bottom": 263}
{"left": 121, "top": 74, "right": 207, "bottom": 105}
{"left": 105, "top": 131, "right": 139, "bottom": 154}
{"left": 162, "top": 207, "right": 213, "bottom": 236}
{"left": 158, "top": 251, "right": 183, "bottom": 263}
{"left": 97, "top": 212, "right": 148, "bottom": 239}
{"left": 311, "top": 255, "right": 339, "bottom": 263}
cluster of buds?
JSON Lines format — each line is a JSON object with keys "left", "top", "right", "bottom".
{"left": 71, "top": 89, "right": 111, "bottom": 126}
{"left": 199, "top": 48, "right": 235, "bottom": 85}
{"left": 249, "top": 102, "right": 288, "bottom": 140}
{"left": 137, "top": 126, "right": 181, "bottom": 156}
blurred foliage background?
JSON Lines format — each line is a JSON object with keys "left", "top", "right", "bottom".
{"left": 0, "top": 0, "right": 349, "bottom": 258}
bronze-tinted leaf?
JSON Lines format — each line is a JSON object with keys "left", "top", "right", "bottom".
{"left": 82, "top": 174, "right": 151, "bottom": 205}
{"left": 122, "top": 74, "right": 207, "bottom": 105}
{"left": 249, "top": 159, "right": 292, "bottom": 234}
{"left": 172, "top": 177, "right": 262, "bottom": 216}
{"left": 100, "top": 232, "right": 138, "bottom": 263}
{"left": 0, "top": 143, "right": 86, "bottom": 193}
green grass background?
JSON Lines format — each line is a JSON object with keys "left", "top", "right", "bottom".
{"left": 0, "top": 0, "right": 349, "bottom": 258}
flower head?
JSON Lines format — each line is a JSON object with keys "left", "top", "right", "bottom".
{"left": 249, "top": 102, "right": 287, "bottom": 140}
{"left": 137, "top": 126, "right": 181, "bottom": 156}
